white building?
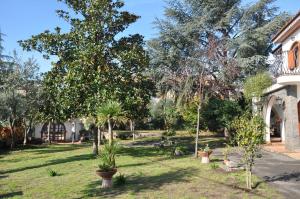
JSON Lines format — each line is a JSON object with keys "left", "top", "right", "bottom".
{"left": 33, "top": 119, "right": 84, "bottom": 142}
{"left": 256, "top": 11, "right": 300, "bottom": 150}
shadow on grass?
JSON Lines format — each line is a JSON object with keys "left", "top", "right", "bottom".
{"left": 119, "top": 146, "right": 166, "bottom": 158}
{"left": 29, "top": 144, "right": 88, "bottom": 154}
{"left": 0, "top": 153, "right": 95, "bottom": 175}
{"left": 254, "top": 171, "right": 300, "bottom": 189}
{"left": 0, "top": 191, "right": 23, "bottom": 198}
{"left": 80, "top": 167, "right": 196, "bottom": 198}
{"left": 0, "top": 175, "right": 8, "bottom": 179}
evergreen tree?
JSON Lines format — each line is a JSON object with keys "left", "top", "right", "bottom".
{"left": 149, "top": 0, "right": 289, "bottom": 156}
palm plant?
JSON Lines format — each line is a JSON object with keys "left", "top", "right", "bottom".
{"left": 97, "top": 100, "right": 127, "bottom": 145}
{"left": 98, "top": 141, "right": 119, "bottom": 171}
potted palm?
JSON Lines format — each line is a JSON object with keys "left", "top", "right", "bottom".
{"left": 198, "top": 144, "right": 213, "bottom": 163}
{"left": 96, "top": 142, "right": 118, "bottom": 188}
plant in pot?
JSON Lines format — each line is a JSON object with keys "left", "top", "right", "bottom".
{"left": 198, "top": 144, "right": 213, "bottom": 163}
{"left": 96, "top": 142, "right": 118, "bottom": 188}
{"left": 222, "top": 144, "right": 231, "bottom": 166}
{"left": 174, "top": 146, "right": 184, "bottom": 156}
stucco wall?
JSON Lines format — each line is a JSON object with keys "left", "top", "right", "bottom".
{"left": 33, "top": 119, "right": 83, "bottom": 141}
{"left": 281, "top": 28, "right": 300, "bottom": 72}
{"left": 263, "top": 85, "right": 300, "bottom": 150}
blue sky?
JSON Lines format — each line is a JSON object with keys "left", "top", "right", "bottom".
{"left": 0, "top": 0, "right": 299, "bottom": 72}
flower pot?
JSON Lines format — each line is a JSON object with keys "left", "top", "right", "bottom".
{"left": 96, "top": 168, "right": 117, "bottom": 188}
{"left": 198, "top": 151, "right": 212, "bottom": 164}
{"left": 174, "top": 150, "right": 183, "bottom": 156}
{"left": 224, "top": 159, "right": 230, "bottom": 166}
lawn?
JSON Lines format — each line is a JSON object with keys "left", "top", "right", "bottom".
{"left": 0, "top": 135, "right": 282, "bottom": 199}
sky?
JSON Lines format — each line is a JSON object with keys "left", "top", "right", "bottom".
{"left": 0, "top": 0, "right": 299, "bottom": 73}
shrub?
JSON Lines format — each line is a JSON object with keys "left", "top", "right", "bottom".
{"left": 114, "top": 173, "right": 126, "bottom": 186}
{"left": 231, "top": 113, "right": 265, "bottom": 189}
{"left": 162, "top": 129, "right": 176, "bottom": 137}
{"left": 210, "top": 162, "right": 219, "bottom": 170}
{"left": 0, "top": 127, "right": 25, "bottom": 148}
{"left": 244, "top": 72, "right": 272, "bottom": 100}
{"left": 47, "top": 168, "right": 58, "bottom": 177}
{"left": 116, "top": 131, "right": 132, "bottom": 140}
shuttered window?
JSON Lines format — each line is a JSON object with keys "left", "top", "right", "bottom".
{"left": 288, "top": 42, "right": 300, "bottom": 70}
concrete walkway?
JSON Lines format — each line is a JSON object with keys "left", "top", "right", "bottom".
{"left": 214, "top": 148, "right": 300, "bottom": 199}
{"left": 253, "top": 150, "right": 300, "bottom": 199}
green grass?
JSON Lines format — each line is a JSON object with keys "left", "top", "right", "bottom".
{"left": 0, "top": 136, "right": 282, "bottom": 199}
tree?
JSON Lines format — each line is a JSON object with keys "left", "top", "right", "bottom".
{"left": 19, "top": 0, "right": 151, "bottom": 115}
{"left": 0, "top": 51, "right": 40, "bottom": 148}
{"left": 19, "top": 0, "right": 153, "bottom": 150}
{"left": 36, "top": 68, "right": 65, "bottom": 143}
{"left": 244, "top": 72, "right": 272, "bottom": 100}
{"left": 14, "top": 56, "right": 40, "bottom": 145}
{"left": 122, "top": 78, "right": 155, "bottom": 141}
{"left": 97, "top": 100, "right": 126, "bottom": 145}
{"left": 82, "top": 116, "right": 99, "bottom": 155}
{"left": 231, "top": 113, "right": 265, "bottom": 190}
{"left": 148, "top": 0, "right": 288, "bottom": 157}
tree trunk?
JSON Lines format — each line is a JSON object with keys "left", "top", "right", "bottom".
{"left": 47, "top": 120, "right": 51, "bottom": 144}
{"left": 9, "top": 118, "right": 15, "bottom": 149}
{"left": 194, "top": 105, "right": 201, "bottom": 157}
{"left": 224, "top": 127, "right": 229, "bottom": 139}
{"left": 194, "top": 69, "right": 204, "bottom": 158}
{"left": 245, "top": 165, "right": 253, "bottom": 190}
{"left": 97, "top": 126, "right": 101, "bottom": 147}
{"left": 248, "top": 167, "right": 252, "bottom": 190}
{"left": 23, "top": 119, "right": 32, "bottom": 146}
{"left": 92, "top": 127, "right": 98, "bottom": 155}
{"left": 130, "top": 119, "right": 135, "bottom": 141}
{"left": 108, "top": 119, "right": 113, "bottom": 145}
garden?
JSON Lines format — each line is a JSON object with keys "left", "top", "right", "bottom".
{"left": 0, "top": 0, "right": 291, "bottom": 198}
{"left": 0, "top": 133, "right": 282, "bottom": 199}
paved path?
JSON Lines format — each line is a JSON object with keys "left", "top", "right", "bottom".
{"left": 214, "top": 148, "right": 300, "bottom": 198}
{"left": 253, "top": 150, "right": 300, "bottom": 199}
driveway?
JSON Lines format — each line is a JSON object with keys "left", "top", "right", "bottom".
{"left": 253, "top": 150, "right": 300, "bottom": 199}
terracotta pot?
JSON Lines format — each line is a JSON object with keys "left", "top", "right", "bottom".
{"left": 224, "top": 159, "right": 230, "bottom": 166}
{"left": 197, "top": 150, "right": 212, "bottom": 157}
{"left": 96, "top": 168, "right": 117, "bottom": 179}
{"left": 96, "top": 168, "right": 117, "bottom": 188}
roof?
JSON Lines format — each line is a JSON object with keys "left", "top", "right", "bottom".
{"left": 272, "top": 10, "right": 300, "bottom": 43}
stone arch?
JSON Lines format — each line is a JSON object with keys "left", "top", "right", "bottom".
{"left": 265, "top": 95, "right": 285, "bottom": 143}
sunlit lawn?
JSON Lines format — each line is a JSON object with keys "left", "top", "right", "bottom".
{"left": 0, "top": 135, "right": 282, "bottom": 199}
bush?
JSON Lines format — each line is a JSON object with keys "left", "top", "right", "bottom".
{"left": 47, "top": 168, "right": 58, "bottom": 177}
{"left": 0, "top": 127, "right": 25, "bottom": 148}
{"left": 162, "top": 129, "right": 176, "bottom": 137}
{"left": 116, "top": 131, "right": 132, "bottom": 140}
{"left": 79, "top": 129, "right": 92, "bottom": 141}
{"left": 114, "top": 173, "right": 126, "bottom": 186}
{"left": 210, "top": 162, "right": 219, "bottom": 170}
{"left": 201, "top": 97, "right": 242, "bottom": 132}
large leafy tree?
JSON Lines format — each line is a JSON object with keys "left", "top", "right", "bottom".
{"left": 148, "top": 0, "right": 288, "bottom": 156}
{"left": 19, "top": 0, "right": 154, "bottom": 147}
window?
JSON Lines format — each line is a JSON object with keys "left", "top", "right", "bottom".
{"left": 288, "top": 42, "right": 300, "bottom": 70}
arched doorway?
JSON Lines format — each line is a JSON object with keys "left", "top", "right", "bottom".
{"left": 265, "top": 96, "right": 285, "bottom": 143}
{"left": 41, "top": 122, "right": 66, "bottom": 141}
{"left": 270, "top": 109, "right": 282, "bottom": 141}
